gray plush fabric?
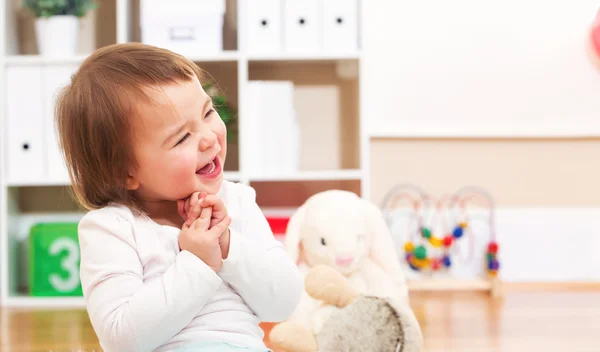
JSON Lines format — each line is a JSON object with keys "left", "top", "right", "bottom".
{"left": 316, "top": 296, "right": 404, "bottom": 352}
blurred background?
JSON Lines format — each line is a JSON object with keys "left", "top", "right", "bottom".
{"left": 1, "top": 0, "right": 600, "bottom": 351}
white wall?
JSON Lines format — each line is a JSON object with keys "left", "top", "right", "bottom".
{"left": 362, "top": 0, "right": 600, "bottom": 138}
{"left": 363, "top": 1, "right": 600, "bottom": 282}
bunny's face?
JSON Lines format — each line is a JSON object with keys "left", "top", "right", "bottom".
{"left": 300, "top": 204, "right": 370, "bottom": 275}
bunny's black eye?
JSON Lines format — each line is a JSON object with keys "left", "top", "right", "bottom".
{"left": 320, "top": 238, "right": 327, "bottom": 246}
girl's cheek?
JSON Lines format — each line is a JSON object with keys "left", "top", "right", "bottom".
{"left": 172, "top": 147, "right": 197, "bottom": 171}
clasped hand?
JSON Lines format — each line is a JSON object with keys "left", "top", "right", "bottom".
{"left": 176, "top": 192, "right": 232, "bottom": 271}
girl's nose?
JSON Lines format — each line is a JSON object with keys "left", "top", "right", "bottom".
{"left": 198, "top": 129, "right": 217, "bottom": 151}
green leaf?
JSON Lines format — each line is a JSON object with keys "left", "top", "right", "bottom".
{"left": 23, "top": 0, "right": 99, "bottom": 18}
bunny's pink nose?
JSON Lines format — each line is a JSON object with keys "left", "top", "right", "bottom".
{"left": 335, "top": 256, "right": 354, "bottom": 267}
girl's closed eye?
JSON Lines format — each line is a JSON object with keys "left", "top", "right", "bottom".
{"left": 205, "top": 108, "right": 214, "bottom": 119}
{"left": 175, "top": 133, "right": 191, "bottom": 146}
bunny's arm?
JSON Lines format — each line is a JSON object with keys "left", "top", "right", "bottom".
{"left": 360, "top": 259, "right": 410, "bottom": 304}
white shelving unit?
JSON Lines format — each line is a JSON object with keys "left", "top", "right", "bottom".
{"left": 0, "top": 0, "right": 367, "bottom": 307}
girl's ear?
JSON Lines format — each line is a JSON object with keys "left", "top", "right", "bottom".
{"left": 126, "top": 174, "right": 140, "bottom": 190}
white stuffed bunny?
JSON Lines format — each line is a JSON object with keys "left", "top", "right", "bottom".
{"left": 269, "top": 190, "right": 423, "bottom": 351}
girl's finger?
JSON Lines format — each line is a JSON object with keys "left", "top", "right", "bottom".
{"left": 186, "top": 197, "right": 205, "bottom": 227}
{"left": 209, "top": 216, "right": 232, "bottom": 238}
{"left": 200, "top": 195, "right": 226, "bottom": 216}
{"left": 194, "top": 206, "right": 213, "bottom": 231}
{"left": 177, "top": 199, "right": 187, "bottom": 220}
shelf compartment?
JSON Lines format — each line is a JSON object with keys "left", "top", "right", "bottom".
{"left": 4, "top": 0, "right": 116, "bottom": 56}
{"left": 250, "top": 179, "right": 361, "bottom": 208}
{"left": 247, "top": 60, "right": 361, "bottom": 173}
{"left": 3, "top": 187, "right": 85, "bottom": 300}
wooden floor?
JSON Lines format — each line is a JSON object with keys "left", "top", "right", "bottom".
{"left": 2, "top": 289, "right": 600, "bottom": 351}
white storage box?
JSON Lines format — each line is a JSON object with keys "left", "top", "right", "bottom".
{"left": 140, "top": 0, "right": 225, "bottom": 56}
{"left": 6, "top": 66, "right": 44, "bottom": 183}
{"left": 283, "top": 0, "right": 320, "bottom": 53}
{"left": 246, "top": 0, "right": 283, "bottom": 54}
{"left": 321, "top": 0, "right": 358, "bottom": 52}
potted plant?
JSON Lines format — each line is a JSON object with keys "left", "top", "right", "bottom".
{"left": 23, "top": 0, "right": 98, "bottom": 56}
{"left": 203, "top": 81, "right": 238, "bottom": 142}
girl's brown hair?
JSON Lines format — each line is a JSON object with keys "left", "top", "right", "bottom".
{"left": 55, "top": 42, "right": 205, "bottom": 211}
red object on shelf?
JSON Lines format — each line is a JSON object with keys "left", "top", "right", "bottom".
{"left": 266, "top": 216, "right": 290, "bottom": 235}
{"left": 592, "top": 9, "right": 600, "bottom": 58}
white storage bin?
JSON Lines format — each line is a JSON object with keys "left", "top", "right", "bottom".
{"left": 246, "top": 0, "right": 283, "bottom": 54}
{"left": 6, "top": 66, "right": 44, "bottom": 183}
{"left": 321, "top": 0, "right": 358, "bottom": 52}
{"left": 140, "top": 0, "right": 225, "bottom": 56}
{"left": 283, "top": 0, "right": 320, "bottom": 53}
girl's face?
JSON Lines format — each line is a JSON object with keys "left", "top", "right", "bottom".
{"left": 126, "top": 76, "right": 227, "bottom": 203}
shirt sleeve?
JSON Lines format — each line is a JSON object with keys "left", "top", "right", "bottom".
{"left": 78, "top": 207, "right": 223, "bottom": 352}
{"left": 217, "top": 186, "right": 303, "bottom": 323}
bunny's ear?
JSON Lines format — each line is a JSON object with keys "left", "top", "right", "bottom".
{"left": 284, "top": 204, "right": 308, "bottom": 265}
{"left": 363, "top": 199, "right": 409, "bottom": 297}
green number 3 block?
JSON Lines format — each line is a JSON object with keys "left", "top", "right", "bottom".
{"left": 29, "top": 223, "right": 83, "bottom": 296}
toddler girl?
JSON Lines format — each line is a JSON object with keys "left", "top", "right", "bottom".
{"left": 55, "top": 42, "right": 303, "bottom": 352}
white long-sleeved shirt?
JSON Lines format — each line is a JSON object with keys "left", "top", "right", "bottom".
{"left": 78, "top": 181, "right": 303, "bottom": 352}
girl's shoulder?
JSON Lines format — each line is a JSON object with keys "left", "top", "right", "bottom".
{"left": 77, "top": 203, "right": 140, "bottom": 244}
{"left": 80, "top": 202, "right": 137, "bottom": 225}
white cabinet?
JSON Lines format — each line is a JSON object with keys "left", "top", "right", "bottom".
{"left": 0, "top": 0, "right": 366, "bottom": 309}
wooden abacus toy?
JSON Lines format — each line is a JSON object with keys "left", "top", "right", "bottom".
{"left": 381, "top": 184, "right": 503, "bottom": 297}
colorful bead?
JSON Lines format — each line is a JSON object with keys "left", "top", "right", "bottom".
{"left": 421, "top": 227, "right": 432, "bottom": 239}
{"left": 404, "top": 241, "right": 415, "bottom": 253}
{"left": 414, "top": 245, "right": 427, "bottom": 260}
{"left": 429, "top": 236, "right": 442, "bottom": 248}
{"left": 486, "top": 253, "right": 495, "bottom": 262}
{"left": 452, "top": 226, "right": 464, "bottom": 238}
{"left": 442, "top": 236, "right": 453, "bottom": 247}
{"left": 431, "top": 258, "right": 441, "bottom": 270}
{"left": 411, "top": 257, "right": 430, "bottom": 268}
{"left": 488, "top": 241, "right": 498, "bottom": 254}
{"left": 442, "top": 255, "right": 451, "bottom": 267}
{"left": 488, "top": 259, "right": 500, "bottom": 271}
{"left": 459, "top": 221, "right": 468, "bottom": 228}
